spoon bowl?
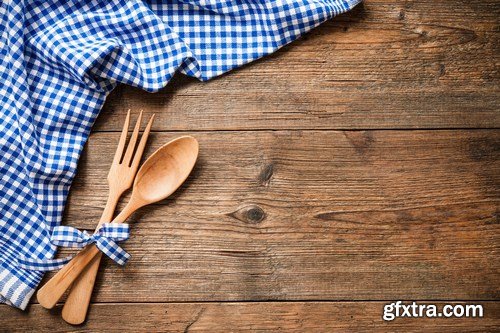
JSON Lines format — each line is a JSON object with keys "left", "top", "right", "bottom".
{"left": 133, "top": 136, "right": 199, "bottom": 205}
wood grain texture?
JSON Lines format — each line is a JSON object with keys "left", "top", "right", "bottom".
{"left": 95, "top": 0, "right": 500, "bottom": 131}
{"left": 2, "top": 302, "right": 499, "bottom": 332}
{"left": 54, "top": 130, "right": 500, "bottom": 303}
{"left": 5, "top": 0, "right": 498, "bottom": 331}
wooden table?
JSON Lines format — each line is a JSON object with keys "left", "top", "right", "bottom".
{"left": 1, "top": 0, "right": 499, "bottom": 331}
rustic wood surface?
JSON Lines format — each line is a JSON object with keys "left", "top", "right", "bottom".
{"left": 1, "top": 302, "right": 499, "bottom": 332}
{"left": 1, "top": 0, "right": 499, "bottom": 331}
{"left": 60, "top": 130, "right": 500, "bottom": 303}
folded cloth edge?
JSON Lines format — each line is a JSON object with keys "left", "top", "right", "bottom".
{"left": 1, "top": 239, "right": 44, "bottom": 310}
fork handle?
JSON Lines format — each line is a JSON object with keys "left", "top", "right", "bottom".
{"left": 61, "top": 192, "right": 120, "bottom": 324}
{"left": 37, "top": 244, "right": 101, "bottom": 309}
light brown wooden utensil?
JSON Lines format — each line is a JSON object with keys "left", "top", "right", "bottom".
{"left": 37, "top": 136, "right": 199, "bottom": 312}
{"left": 60, "top": 110, "right": 154, "bottom": 325}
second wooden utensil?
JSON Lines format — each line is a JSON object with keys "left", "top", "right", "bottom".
{"left": 37, "top": 136, "right": 199, "bottom": 311}
{"left": 61, "top": 110, "right": 154, "bottom": 325}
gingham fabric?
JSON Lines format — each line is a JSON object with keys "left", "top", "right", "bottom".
{"left": 0, "top": 0, "right": 361, "bottom": 309}
{"left": 17, "top": 223, "right": 130, "bottom": 271}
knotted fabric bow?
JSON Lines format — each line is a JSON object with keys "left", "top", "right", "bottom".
{"left": 17, "top": 223, "right": 130, "bottom": 271}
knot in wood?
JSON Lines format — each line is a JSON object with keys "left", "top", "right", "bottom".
{"left": 258, "top": 163, "right": 274, "bottom": 186}
{"left": 228, "top": 205, "right": 267, "bottom": 224}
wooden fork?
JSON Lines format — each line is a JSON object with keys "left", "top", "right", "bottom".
{"left": 37, "top": 110, "right": 154, "bottom": 324}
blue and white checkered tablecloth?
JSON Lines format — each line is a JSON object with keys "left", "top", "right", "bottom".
{"left": 0, "top": 0, "right": 360, "bottom": 309}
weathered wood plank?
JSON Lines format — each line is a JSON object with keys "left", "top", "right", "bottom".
{"left": 55, "top": 130, "right": 500, "bottom": 302}
{"left": 95, "top": 0, "right": 499, "bottom": 131}
{"left": 2, "top": 302, "right": 499, "bottom": 332}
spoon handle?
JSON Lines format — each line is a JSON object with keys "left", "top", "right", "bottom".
{"left": 37, "top": 202, "right": 138, "bottom": 309}
{"left": 61, "top": 189, "right": 121, "bottom": 324}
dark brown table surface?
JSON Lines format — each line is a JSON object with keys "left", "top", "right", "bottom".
{"left": 1, "top": 0, "right": 499, "bottom": 331}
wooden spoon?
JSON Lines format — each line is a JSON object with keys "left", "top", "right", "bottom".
{"left": 37, "top": 136, "right": 199, "bottom": 310}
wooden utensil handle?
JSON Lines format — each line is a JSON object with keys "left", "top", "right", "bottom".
{"left": 61, "top": 252, "right": 103, "bottom": 324}
{"left": 37, "top": 244, "right": 100, "bottom": 309}
{"left": 37, "top": 202, "right": 137, "bottom": 310}
{"left": 61, "top": 190, "right": 120, "bottom": 324}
